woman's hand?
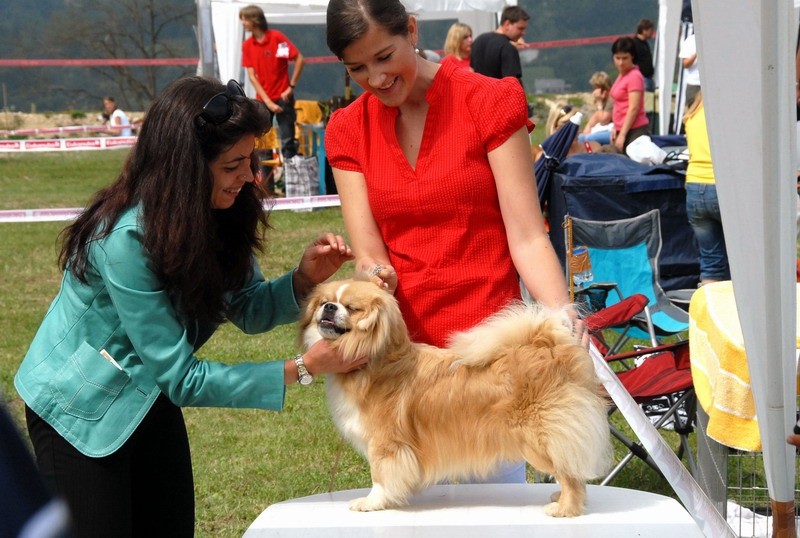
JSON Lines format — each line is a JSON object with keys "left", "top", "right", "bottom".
{"left": 294, "top": 233, "right": 354, "bottom": 299}
{"left": 572, "top": 317, "right": 590, "bottom": 348}
{"left": 285, "top": 340, "right": 368, "bottom": 384}
{"left": 359, "top": 259, "right": 398, "bottom": 294}
{"left": 303, "top": 340, "right": 369, "bottom": 375}
{"left": 614, "top": 131, "right": 626, "bottom": 151}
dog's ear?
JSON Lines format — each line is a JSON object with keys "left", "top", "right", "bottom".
{"left": 356, "top": 305, "right": 381, "bottom": 332}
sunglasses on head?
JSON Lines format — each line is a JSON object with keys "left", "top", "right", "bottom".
{"left": 195, "top": 79, "right": 246, "bottom": 128}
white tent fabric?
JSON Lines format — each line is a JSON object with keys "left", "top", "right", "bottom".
{"left": 692, "top": 0, "right": 797, "bottom": 519}
{"left": 655, "top": 0, "right": 682, "bottom": 135}
{"left": 201, "top": 0, "right": 514, "bottom": 85}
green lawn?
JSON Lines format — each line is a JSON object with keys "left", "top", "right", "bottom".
{"left": 1, "top": 149, "right": 696, "bottom": 536}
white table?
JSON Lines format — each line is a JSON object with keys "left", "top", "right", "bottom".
{"left": 244, "top": 484, "right": 703, "bottom": 537}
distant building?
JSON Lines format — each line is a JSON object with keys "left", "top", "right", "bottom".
{"left": 534, "top": 78, "right": 571, "bottom": 94}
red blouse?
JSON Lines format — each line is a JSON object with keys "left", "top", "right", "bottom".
{"left": 440, "top": 54, "right": 471, "bottom": 71}
{"left": 326, "top": 62, "right": 530, "bottom": 347}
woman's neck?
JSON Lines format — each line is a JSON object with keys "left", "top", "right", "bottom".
{"left": 402, "top": 59, "right": 438, "bottom": 108}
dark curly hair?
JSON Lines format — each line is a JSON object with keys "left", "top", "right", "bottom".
{"left": 59, "top": 76, "right": 273, "bottom": 325}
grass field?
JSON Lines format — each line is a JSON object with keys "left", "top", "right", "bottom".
{"left": 1, "top": 149, "right": 689, "bottom": 536}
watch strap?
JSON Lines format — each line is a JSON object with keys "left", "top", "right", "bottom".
{"left": 294, "top": 354, "right": 313, "bottom": 385}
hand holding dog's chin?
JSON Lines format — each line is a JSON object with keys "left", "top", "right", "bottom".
{"left": 301, "top": 340, "right": 368, "bottom": 376}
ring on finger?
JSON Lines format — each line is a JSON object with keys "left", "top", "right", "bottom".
{"left": 369, "top": 264, "right": 383, "bottom": 277}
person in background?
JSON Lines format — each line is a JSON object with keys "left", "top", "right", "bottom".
{"left": 102, "top": 96, "right": 132, "bottom": 136}
{"left": 535, "top": 103, "right": 601, "bottom": 163}
{"left": 632, "top": 18, "right": 656, "bottom": 92}
{"left": 609, "top": 36, "right": 651, "bottom": 153}
{"left": 15, "top": 76, "right": 365, "bottom": 538}
{"left": 679, "top": 32, "right": 701, "bottom": 109}
{"left": 470, "top": 5, "right": 529, "bottom": 87}
{"left": 240, "top": 4, "right": 305, "bottom": 160}
{"left": 325, "top": 0, "right": 580, "bottom": 485}
{"left": 578, "top": 71, "right": 614, "bottom": 145}
{"left": 440, "top": 22, "right": 473, "bottom": 71}
{"left": 683, "top": 90, "right": 730, "bottom": 285}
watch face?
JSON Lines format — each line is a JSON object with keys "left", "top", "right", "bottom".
{"left": 299, "top": 374, "right": 313, "bottom": 386}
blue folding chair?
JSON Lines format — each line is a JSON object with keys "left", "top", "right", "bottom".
{"left": 566, "top": 209, "right": 690, "bottom": 350}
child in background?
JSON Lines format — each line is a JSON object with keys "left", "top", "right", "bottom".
{"left": 578, "top": 71, "right": 613, "bottom": 145}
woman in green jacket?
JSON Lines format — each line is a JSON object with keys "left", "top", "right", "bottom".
{"left": 15, "top": 76, "right": 364, "bottom": 537}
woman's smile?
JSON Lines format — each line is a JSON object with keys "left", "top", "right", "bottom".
{"left": 210, "top": 134, "right": 256, "bottom": 209}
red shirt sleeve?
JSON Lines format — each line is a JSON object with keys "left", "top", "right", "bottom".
{"left": 241, "top": 38, "right": 254, "bottom": 69}
{"left": 465, "top": 76, "right": 529, "bottom": 152}
{"left": 325, "top": 100, "right": 366, "bottom": 173}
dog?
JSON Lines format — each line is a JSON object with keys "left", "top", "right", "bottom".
{"left": 299, "top": 277, "right": 612, "bottom": 517}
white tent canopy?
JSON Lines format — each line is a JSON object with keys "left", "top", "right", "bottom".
{"left": 197, "top": 0, "right": 514, "bottom": 86}
{"left": 655, "top": 0, "right": 681, "bottom": 135}
{"left": 693, "top": 0, "right": 797, "bottom": 530}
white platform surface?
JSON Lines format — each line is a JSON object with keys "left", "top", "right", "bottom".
{"left": 243, "top": 484, "right": 703, "bottom": 537}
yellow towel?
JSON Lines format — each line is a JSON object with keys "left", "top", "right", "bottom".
{"left": 689, "top": 281, "right": 800, "bottom": 452}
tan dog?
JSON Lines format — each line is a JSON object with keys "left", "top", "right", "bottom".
{"left": 299, "top": 278, "right": 612, "bottom": 517}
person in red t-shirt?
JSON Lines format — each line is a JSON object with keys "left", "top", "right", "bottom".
{"left": 240, "top": 5, "right": 305, "bottom": 159}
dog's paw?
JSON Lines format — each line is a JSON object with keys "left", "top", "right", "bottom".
{"left": 348, "top": 496, "right": 386, "bottom": 512}
{"left": 544, "top": 500, "right": 582, "bottom": 518}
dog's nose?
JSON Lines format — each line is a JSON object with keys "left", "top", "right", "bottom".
{"left": 323, "top": 303, "right": 337, "bottom": 313}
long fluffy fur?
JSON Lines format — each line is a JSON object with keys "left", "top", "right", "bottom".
{"left": 299, "top": 278, "right": 612, "bottom": 517}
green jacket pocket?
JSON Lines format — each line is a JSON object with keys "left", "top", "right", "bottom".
{"left": 50, "top": 342, "right": 130, "bottom": 421}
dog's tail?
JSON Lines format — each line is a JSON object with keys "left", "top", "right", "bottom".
{"left": 447, "top": 302, "right": 575, "bottom": 368}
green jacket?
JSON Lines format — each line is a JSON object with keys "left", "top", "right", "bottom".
{"left": 15, "top": 206, "right": 299, "bottom": 457}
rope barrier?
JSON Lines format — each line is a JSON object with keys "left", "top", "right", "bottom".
{"left": 0, "top": 124, "right": 121, "bottom": 137}
{"left": 0, "top": 196, "right": 342, "bottom": 223}
{"left": 0, "top": 34, "right": 627, "bottom": 68}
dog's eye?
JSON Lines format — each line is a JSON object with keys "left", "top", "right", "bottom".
{"left": 345, "top": 304, "right": 361, "bottom": 313}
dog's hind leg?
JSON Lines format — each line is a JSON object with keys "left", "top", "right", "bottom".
{"left": 348, "top": 444, "right": 422, "bottom": 512}
{"left": 543, "top": 474, "right": 586, "bottom": 517}
{"left": 524, "top": 449, "right": 586, "bottom": 517}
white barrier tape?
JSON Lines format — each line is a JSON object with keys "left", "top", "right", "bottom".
{"left": 0, "top": 124, "right": 118, "bottom": 136}
{"left": 0, "top": 196, "right": 342, "bottom": 223}
{"left": 589, "top": 343, "right": 734, "bottom": 537}
{"left": 0, "top": 136, "right": 136, "bottom": 152}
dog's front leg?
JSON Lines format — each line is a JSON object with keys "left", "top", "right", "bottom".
{"left": 348, "top": 443, "right": 422, "bottom": 512}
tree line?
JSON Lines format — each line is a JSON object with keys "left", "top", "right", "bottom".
{"left": 0, "top": 0, "right": 656, "bottom": 113}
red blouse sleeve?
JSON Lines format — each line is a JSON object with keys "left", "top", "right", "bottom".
{"left": 467, "top": 76, "right": 529, "bottom": 152}
{"left": 325, "top": 104, "right": 363, "bottom": 173}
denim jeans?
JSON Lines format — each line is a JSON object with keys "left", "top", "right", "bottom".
{"left": 275, "top": 94, "right": 298, "bottom": 159}
{"left": 578, "top": 130, "right": 612, "bottom": 145}
{"left": 685, "top": 182, "right": 730, "bottom": 280}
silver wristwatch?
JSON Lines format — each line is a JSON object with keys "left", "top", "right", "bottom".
{"left": 294, "top": 354, "right": 313, "bottom": 386}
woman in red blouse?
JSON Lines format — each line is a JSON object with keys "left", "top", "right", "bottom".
{"left": 324, "top": 0, "right": 578, "bottom": 483}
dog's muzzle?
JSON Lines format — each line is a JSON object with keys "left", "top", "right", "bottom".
{"left": 318, "top": 302, "right": 349, "bottom": 336}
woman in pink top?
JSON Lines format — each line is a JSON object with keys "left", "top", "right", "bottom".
{"left": 440, "top": 22, "right": 473, "bottom": 71}
{"left": 609, "top": 36, "right": 650, "bottom": 152}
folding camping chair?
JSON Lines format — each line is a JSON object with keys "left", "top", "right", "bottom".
{"left": 256, "top": 127, "right": 282, "bottom": 195}
{"left": 587, "top": 333, "right": 697, "bottom": 484}
{"left": 294, "top": 100, "right": 324, "bottom": 156}
{"left": 565, "top": 208, "right": 691, "bottom": 352}
{"left": 580, "top": 296, "right": 697, "bottom": 484}
{"left": 565, "top": 211, "right": 698, "bottom": 483}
